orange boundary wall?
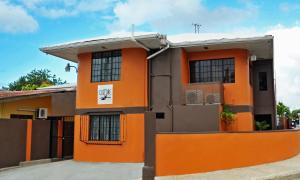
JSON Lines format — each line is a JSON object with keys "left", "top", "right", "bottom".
{"left": 156, "top": 130, "right": 300, "bottom": 176}
{"left": 25, "top": 119, "right": 32, "bottom": 161}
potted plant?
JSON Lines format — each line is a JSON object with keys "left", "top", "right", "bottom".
{"left": 220, "top": 105, "right": 236, "bottom": 131}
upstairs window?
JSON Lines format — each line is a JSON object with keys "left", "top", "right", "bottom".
{"left": 91, "top": 50, "right": 121, "bottom": 82}
{"left": 89, "top": 114, "right": 120, "bottom": 141}
{"left": 259, "top": 72, "right": 268, "bottom": 91}
{"left": 190, "top": 58, "right": 235, "bottom": 83}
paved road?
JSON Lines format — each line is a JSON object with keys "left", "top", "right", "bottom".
{"left": 0, "top": 160, "right": 143, "bottom": 180}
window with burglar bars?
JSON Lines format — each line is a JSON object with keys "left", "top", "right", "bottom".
{"left": 91, "top": 50, "right": 121, "bottom": 82}
{"left": 89, "top": 115, "right": 120, "bottom": 141}
{"left": 190, "top": 58, "right": 235, "bottom": 83}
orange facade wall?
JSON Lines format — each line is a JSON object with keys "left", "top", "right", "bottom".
{"left": 156, "top": 131, "right": 300, "bottom": 176}
{"left": 76, "top": 48, "right": 148, "bottom": 109}
{"left": 188, "top": 49, "right": 252, "bottom": 106}
{"left": 74, "top": 113, "right": 144, "bottom": 162}
{"left": 185, "top": 49, "right": 254, "bottom": 131}
{"left": 74, "top": 48, "right": 147, "bottom": 162}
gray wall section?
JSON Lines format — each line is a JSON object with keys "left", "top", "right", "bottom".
{"left": 51, "top": 92, "right": 76, "bottom": 116}
{"left": 31, "top": 120, "right": 50, "bottom": 160}
{"left": 173, "top": 105, "right": 220, "bottom": 132}
{"left": 0, "top": 119, "right": 27, "bottom": 168}
{"left": 151, "top": 49, "right": 220, "bottom": 132}
{"left": 253, "top": 60, "right": 276, "bottom": 128}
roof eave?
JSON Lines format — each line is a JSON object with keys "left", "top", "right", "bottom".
{"left": 170, "top": 35, "right": 274, "bottom": 48}
{"left": 40, "top": 33, "right": 166, "bottom": 62}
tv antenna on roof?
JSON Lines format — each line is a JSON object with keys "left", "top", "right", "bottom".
{"left": 131, "top": 24, "right": 135, "bottom": 36}
{"left": 192, "top": 23, "right": 201, "bottom": 34}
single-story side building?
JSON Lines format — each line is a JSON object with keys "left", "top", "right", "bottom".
{"left": 0, "top": 84, "right": 76, "bottom": 168}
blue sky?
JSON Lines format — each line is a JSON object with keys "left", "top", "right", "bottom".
{"left": 1, "top": 0, "right": 300, "bottom": 108}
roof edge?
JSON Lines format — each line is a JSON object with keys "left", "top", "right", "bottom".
{"left": 170, "top": 35, "right": 273, "bottom": 48}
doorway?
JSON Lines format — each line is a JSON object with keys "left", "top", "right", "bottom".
{"left": 49, "top": 117, "right": 74, "bottom": 159}
{"left": 255, "top": 114, "right": 272, "bottom": 130}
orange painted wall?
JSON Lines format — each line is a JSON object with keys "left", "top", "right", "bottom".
{"left": 156, "top": 131, "right": 300, "bottom": 176}
{"left": 0, "top": 96, "right": 52, "bottom": 119}
{"left": 25, "top": 119, "right": 32, "bottom": 161}
{"left": 74, "top": 113, "right": 144, "bottom": 162}
{"left": 74, "top": 48, "right": 147, "bottom": 162}
{"left": 184, "top": 49, "right": 254, "bottom": 131}
{"left": 76, "top": 48, "right": 148, "bottom": 109}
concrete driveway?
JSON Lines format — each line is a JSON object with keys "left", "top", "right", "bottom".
{"left": 0, "top": 160, "right": 143, "bottom": 180}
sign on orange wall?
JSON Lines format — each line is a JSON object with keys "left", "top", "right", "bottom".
{"left": 98, "top": 84, "right": 113, "bottom": 104}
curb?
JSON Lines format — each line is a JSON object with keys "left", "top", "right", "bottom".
{"left": 0, "top": 158, "right": 62, "bottom": 173}
{"left": 0, "top": 166, "right": 20, "bottom": 172}
{"left": 261, "top": 170, "right": 300, "bottom": 180}
{"left": 19, "top": 158, "right": 64, "bottom": 167}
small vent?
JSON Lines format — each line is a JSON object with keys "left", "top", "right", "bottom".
{"left": 186, "top": 90, "right": 203, "bottom": 105}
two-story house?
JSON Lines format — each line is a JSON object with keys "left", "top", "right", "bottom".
{"left": 40, "top": 33, "right": 275, "bottom": 163}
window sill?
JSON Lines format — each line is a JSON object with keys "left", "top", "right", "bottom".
{"left": 81, "top": 140, "right": 123, "bottom": 145}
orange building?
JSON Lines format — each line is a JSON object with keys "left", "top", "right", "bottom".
{"left": 41, "top": 34, "right": 276, "bottom": 165}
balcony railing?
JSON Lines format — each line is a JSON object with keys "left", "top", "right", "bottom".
{"left": 184, "top": 82, "right": 224, "bottom": 105}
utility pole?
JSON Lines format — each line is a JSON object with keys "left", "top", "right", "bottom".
{"left": 192, "top": 23, "right": 201, "bottom": 34}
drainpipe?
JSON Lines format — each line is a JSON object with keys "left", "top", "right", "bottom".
{"left": 147, "top": 43, "right": 170, "bottom": 60}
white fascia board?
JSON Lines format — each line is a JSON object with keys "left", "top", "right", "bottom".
{"left": 170, "top": 35, "right": 273, "bottom": 48}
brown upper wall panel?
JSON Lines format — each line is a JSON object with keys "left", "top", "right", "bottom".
{"left": 51, "top": 92, "right": 76, "bottom": 116}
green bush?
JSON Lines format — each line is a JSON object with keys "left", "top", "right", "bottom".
{"left": 255, "top": 121, "right": 270, "bottom": 131}
{"left": 221, "top": 105, "right": 235, "bottom": 124}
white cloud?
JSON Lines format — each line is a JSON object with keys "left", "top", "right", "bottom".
{"left": 0, "top": 0, "right": 38, "bottom": 33}
{"left": 110, "top": 0, "right": 257, "bottom": 33}
{"left": 267, "top": 26, "right": 300, "bottom": 109}
{"left": 18, "top": 0, "right": 116, "bottom": 19}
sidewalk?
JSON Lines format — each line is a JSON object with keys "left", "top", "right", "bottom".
{"left": 156, "top": 154, "right": 300, "bottom": 180}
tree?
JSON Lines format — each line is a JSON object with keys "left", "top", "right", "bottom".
{"left": 292, "top": 109, "right": 300, "bottom": 120}
{"left": 277, "top": 102, "right": 291, "bottom": 119}
{"left": 5, "top": 69, "right": 66, "bottom": 91}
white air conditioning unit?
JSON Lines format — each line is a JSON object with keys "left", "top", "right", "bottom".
{"left": 250, "top": 55, "right": 257, "bottom": 62}
{"left": 185, "top": 90, "right": 203, "bottom": 105}
{"left": 36, "top": 108, "right": 48, "bottom": 119}
{"left": 205, "top": 93, "right": 221, "bottom": 104}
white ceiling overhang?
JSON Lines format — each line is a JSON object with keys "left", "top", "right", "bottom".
{"left": 171, "top": 35, "right": 274, "bottom": 60}
{"left": 40, "top": 34, "right": 166, "bottom": 63}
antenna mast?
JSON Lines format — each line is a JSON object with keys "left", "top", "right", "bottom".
{"left": 192, "top": 23, "right": 201, "bottom": 34}
{"left": 131, "top": 24, "right": 135, "bottom": 36}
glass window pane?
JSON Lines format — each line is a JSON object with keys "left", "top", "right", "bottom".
{"left": 91, "top": 50, "right": 121, "bottom": 82}
{"left": 189, "top": 58, "right": 235, "bottom": 83}
{"left": 89, "top": 115, "right": 120, "bottom": 141}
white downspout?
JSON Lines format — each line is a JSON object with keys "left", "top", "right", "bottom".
{"left": 146, "top": 43, "right": 170, "bottom": 60}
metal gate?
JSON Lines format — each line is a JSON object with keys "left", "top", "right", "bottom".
{"left": 49, "top": 116, "right": 74, "bottom": 159}
{"left": 62, "top": 117, "right": 74, "bottom": 159}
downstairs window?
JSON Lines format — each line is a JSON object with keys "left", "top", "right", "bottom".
{"left": 89, "top": 114, "right": 120, "bottom": 141}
